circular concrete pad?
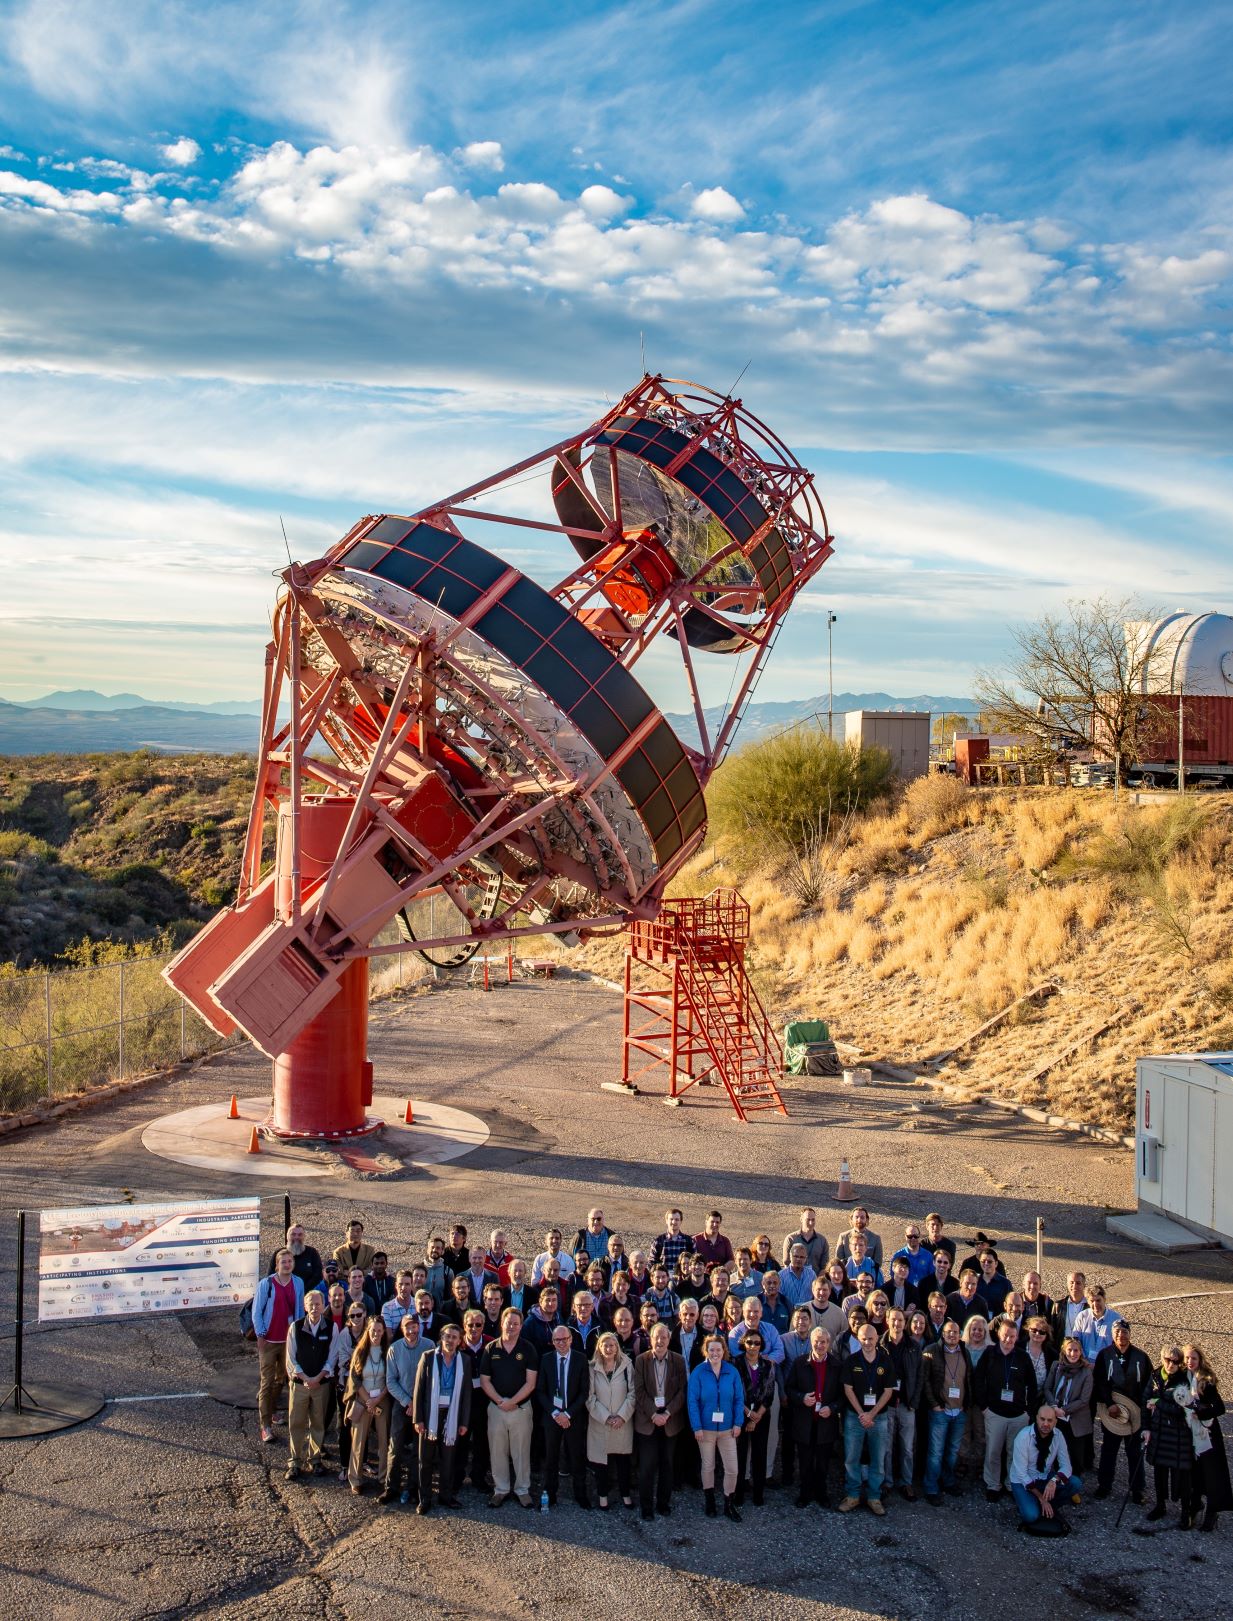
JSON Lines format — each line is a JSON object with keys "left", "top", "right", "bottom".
{"left": 141, "top": 1094, "right": 489, "bottom": 1179}
{"left": 0, "top": 1381, "right": 105, "bottom": 1439}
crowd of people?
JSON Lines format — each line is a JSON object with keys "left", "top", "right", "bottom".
{"left": 250, "top": 1204, "right": 1231, "bottom": 1535}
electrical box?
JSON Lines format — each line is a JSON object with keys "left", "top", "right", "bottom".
{"left": 1135, "top": 1054, "right": 1233, "bottom": 1243}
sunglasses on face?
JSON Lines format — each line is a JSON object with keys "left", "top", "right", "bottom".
{"left": 1165, "top": 1356, "right": 1181, "bottom": 1365}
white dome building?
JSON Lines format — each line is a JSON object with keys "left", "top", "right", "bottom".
{"left": 1129, "top": 612, "right": 1233, "bottom": 696}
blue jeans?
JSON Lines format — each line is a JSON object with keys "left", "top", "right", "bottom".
{"left": 1012, "top": 1475, "right": 1081, "bottom": 1523}
{"left": 843, "top": 1411, "right": 889, "bottom": 1501}
{"left": 924, "top": 1408, "right": 966, "bottom": 1495}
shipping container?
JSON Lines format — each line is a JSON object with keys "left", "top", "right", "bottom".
{"left": 1113, "top": 694, "right": 1233, "bottom": 786}
{"left": 844, "top": 710, "right": 930, "bottom": 780}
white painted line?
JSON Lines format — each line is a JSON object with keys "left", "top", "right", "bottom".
{"left": 108, "top": 1391, "right": 209, "bottom": 1403}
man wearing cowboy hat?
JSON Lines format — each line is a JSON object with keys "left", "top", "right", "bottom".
{"left": 1093, "top": 1317, "right": 1153, "bottom": 1502}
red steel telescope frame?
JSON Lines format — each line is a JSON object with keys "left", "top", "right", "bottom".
{"left": 164, "top": 375, "right": 832, "bottom": 1136}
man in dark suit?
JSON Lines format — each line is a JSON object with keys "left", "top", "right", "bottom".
{"left": 633, "top": 1323, "right": 688, "bottom": 1520}
{"left": 537, "top": 1324, "right": 591, "bottom": 1507}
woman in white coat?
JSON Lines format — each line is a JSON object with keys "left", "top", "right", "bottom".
{"left": 587, "top": 1330, "right": 636, "bottom": 1509}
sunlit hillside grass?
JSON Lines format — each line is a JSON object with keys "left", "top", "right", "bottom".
{"left": 572, "top": 782, "right": 1233, "bottom": 1131}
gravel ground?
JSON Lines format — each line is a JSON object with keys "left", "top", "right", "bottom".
{"left": 0, "top": 972, "right": 1231, "bottom": 1620}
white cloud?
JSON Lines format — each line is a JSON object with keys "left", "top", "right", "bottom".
{"left": 458, "top": 140, "right": 504, "bottom": 171}
{"left": 691, "top": 186, "right": 745, "bottom": 223}
{"left": 578, "top": 184, "right": 632, "bottom": 220}
{"left": 161, "top": 136, "right": 201, "bottom": 166}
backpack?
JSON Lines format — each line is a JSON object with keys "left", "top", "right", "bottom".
{"left": 240, "top": 1298, "right": 256, "bottom": 1340}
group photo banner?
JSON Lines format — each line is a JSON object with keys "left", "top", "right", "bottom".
{"left": 37, "top": 1196, "right": 261, "bottom": 1323}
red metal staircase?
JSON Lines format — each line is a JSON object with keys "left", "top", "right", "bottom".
{"left": 621, "top": 889, "right": 787, "bottom": 1121}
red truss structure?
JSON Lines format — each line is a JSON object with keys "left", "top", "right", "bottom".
{"left": 623, "top": 890, "right": 785, "bottom": 1121}
{"left": 164, "top": 375, "right": 832, "bottom": 1136}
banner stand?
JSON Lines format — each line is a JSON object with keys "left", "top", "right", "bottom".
{"left": 0, "top": 1211, "right": 104, "bottom": 1440}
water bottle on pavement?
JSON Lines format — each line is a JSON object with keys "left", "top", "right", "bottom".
{"left": 540, "top": 1490, "right": 549, "bottom": 1513}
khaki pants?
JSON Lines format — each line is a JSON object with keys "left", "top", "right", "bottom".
{"left": 258, "top": 1340, "right": 288, "bottom": 1427}
{"left": 348, "top": 1395, "right": 391, "bottom": 1489}
{"left": 487, "top": 1402, "right": 533, "bottom": 1496}
{"left": 698, "top": 1429, "right": 739, "bottom": 1493}
{"left": 289, "top": 1380, "right": 330, "bottom": 1468}
{"left": 983, "top": 1410, "right": 1029, "bottom": 1489}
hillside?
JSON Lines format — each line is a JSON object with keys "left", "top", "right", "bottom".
{"left": 570, "top": 782, "right": 1233, "bottom": 1132}
{"left": 0, "top": 753, "right": 254, "bottom": 965}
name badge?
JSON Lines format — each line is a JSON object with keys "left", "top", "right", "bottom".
{"left": 1001, "top": 1387, "right": 1014, "bottom": 1404}
{"left": 472, "top": 1378, "right": 481, "bottom": 1389}
{"left": 654, "top": 1395, "right": 665, "bottom": 1409}
{"left": 711, "top": 1410, "right": 725, "bottom": 1424}
{"left": 948, "top": 1386, "right": 962, "bottom": 1400}
{"left": 554, "top": 1395, "right": 564, "bottom": 1409}
{"left": 438, "top": 1394, "right": 450, "bottom": 1407}
{"left": 863, "top": 1393, "right": 877, "bottom": 1408}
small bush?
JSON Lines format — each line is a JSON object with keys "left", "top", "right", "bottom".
{"left": 903, "top": 774, "right": 970, "bottom": 839}
{"left": 708, "top": 728, "right": 895, "bottom": 870}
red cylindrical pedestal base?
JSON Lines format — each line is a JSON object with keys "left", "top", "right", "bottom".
{"left": 270, "top": 797, "right": 380, "bottom": 1138}
{"left": 271, "top": 960, "right": 376, "bottom": 1137}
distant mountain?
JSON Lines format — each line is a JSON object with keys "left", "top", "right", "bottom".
{"left": 664, "top": 691, "right": 981, "bottom": 749}
{"left": 0, "top": 699, "right": 259, "bottom": 756}
{"left": 16, "top": 689, "right": 261, "bottom": 716}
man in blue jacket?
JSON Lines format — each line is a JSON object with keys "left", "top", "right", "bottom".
{"left": 254, "top": 1249, "right": 305, "bottom": 1444}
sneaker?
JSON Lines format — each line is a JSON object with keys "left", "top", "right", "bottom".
{"left": 837, "top": 1496, "right": 860, "bottom": 1513}
{"left": 489, "top": 1492, "right": 509, "bottom": 1508}
{"left": 261, "top": 1426, "right": 275, "bottom": 1444}
{"left": 868, "top": 1499, "right": 886, "bottom": 1517}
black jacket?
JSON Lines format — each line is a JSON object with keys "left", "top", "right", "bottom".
{"left": 536, "top": 1346, "right": 589, "bottom": 1422}
{"left": 734, "top": 1355, "right": 776, "bottom": 1418}
{"left": 973, "top": 1345, "right": 1037, "bottom": 1417}
{"left": 1093, "top": 1344, "right": 1153, "bottom": 1412}
{"left": 785, "top": 1354, "right": 844, "bottom": 1443}
{"left": 921, "top": 1339, "right": 975, "bottom": 1411}
{"left": 881, "top": 1334, "right": 925, "bottom": 1408}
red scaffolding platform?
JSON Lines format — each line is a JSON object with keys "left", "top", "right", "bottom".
{"left": 621, "top": 889, "right": 787, "bottom": 1122}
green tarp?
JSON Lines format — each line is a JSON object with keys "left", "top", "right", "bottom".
{"left": 784, "top": 1019, "right": 833, "bottom": 1075}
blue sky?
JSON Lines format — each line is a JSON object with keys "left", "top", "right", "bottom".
{"left": 1, "top": 0, "right": 1231, "bottom": 715}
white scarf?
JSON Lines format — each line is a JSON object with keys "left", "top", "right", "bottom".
{"left": 1174, "top": 1379, "right": 1213, "bottom": 1459}
{"left": 428, "top": 1351, "right": 464, "bottom": 1445}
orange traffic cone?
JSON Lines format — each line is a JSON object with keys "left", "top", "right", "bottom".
{"left": 228, "top": 1094, "right": 240, "bottom": 1120}
{"left": 837, "top": 1158, "right": 854, "bottom": 1201}
{"left": 247, "top": 1125, "right": 262, "bottom": 1155}
{"left": 403, "top": 1099, "right": 414, "bottom": 1125}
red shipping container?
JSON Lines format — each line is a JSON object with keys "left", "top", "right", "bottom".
{"left": 1135, "top": 694, "right": 1233, "bottom": 766}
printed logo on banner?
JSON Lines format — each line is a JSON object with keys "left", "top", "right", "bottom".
{"left": 36, "top": 1197, "right": 262, "bottom": 1325}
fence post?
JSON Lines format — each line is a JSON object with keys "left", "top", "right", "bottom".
{"left": 44, "top": 973, "right": 53, "bottom": 1098}
{"left": 180, "top": 996, "right": 187, "bottom": 1062}
{"left": 398, "top": 949, "right": 403, "bottom": 988}
{"left": 118, "top": 961, "right": 125, "bottom": 1080}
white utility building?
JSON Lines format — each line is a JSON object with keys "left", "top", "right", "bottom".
{"left": 1111, "top": 1053, "right": 1233, "bottom": 1251}
{"left": 844, "top": 710, "right": 930, "bottom": 780}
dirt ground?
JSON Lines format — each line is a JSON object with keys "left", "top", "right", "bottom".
{"left": 0, "top": 972, "right": 1231, "bottom": 1620}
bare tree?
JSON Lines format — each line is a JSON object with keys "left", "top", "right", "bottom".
{"left": 974, "top": 596, "right": 1166, "bottom": 782}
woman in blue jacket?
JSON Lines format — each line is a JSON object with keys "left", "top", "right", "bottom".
{"left": 687, "top": 1333, "right": 745, "bottom": 1521}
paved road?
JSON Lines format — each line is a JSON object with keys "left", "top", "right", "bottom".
{"left": 0, "top": 975, "right": 1230, "bottom": 1618}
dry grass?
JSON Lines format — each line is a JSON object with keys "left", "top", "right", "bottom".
{"left": 573, "top": 787, "right": 1233, "bottom": 1132}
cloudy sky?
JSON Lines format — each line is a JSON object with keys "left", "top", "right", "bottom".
{"left": 1, "top": 0, "right": 1231, "bottom": 715}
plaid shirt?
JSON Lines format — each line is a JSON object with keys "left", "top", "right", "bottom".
{"left": 650, "top": 1232, "right": 695, "bottom": 1273}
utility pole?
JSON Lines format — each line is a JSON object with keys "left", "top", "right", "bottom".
{"left": 827, "top": 612, "right": 837, "bottom": 740}
{"left": 1177, "top": 683, "right": 1185, "bottom": 794}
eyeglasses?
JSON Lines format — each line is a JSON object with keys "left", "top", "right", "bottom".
{"left": 347, "top": 1310, "right": 366, "bottom": 1319}
{"left": 1164, "top": 1355, "right": 1181, "bottom": 1365}
{"left": 1030, "top": 1329, "right": 1047, "bottom": 1337}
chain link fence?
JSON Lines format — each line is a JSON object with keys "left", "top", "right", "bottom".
{"left": 0, "top": 922, "right": 425, "bottom": 1113}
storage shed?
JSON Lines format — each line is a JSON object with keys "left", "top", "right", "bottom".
{"left": 1133, "top": 1053, "right": 1233, "bottom": 1245}
{"left": 844, "top": 710, "right": 930, "bottom": 780}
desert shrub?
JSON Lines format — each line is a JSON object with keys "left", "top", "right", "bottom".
{"left": 708, "top": 729, "right": 894, "bottom": 871}
{"left": 902, "top": 773, "right": 971, "bottom": 840}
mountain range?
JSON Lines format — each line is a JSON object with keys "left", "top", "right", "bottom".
{"left": 0, "top": 688, "right": 980, "bottom": 756}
